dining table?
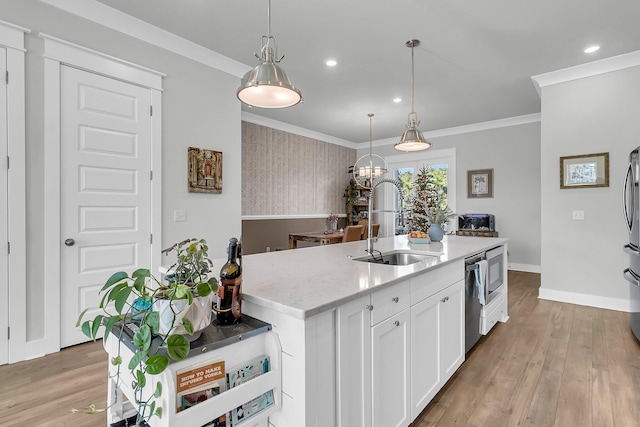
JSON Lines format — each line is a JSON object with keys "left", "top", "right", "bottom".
{"left": 288, "top": 230, "right": 344, "bottom": 249}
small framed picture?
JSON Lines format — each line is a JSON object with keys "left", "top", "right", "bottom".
{"left": 467, "top": 169, "right": 493, "bottom": 198}
{"left": 560, "top": 152, "right": 609, "bottom": 189}
{"left": 188, "top": 147, "right": 223, "bottom": 193}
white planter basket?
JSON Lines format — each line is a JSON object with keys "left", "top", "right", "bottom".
{"left": 154, "top": 294, "right": 212, "bottom": 340}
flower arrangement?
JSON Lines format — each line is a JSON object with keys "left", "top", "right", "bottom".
{"left": 328, "top": 213, "right": 339, "bottom": 223}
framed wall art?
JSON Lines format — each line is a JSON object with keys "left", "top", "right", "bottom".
{"left": 560, "top": 152, "right": 609, "bottom": 189}
{"left": 467, "top": 168, "right": 494, "bottom": 198}
{"left": 188, "top": 147, "right": 223, "bottom": 193}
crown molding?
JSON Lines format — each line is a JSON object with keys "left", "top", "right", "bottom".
{"left": 531, "top": 50, "right": 640, "bottom": 96}
{"left": 241, "top": 112, "right": 359, "bottom": 149}
{"left": 40, "top": 0, "right": 250, "bottom": 78}
{"left": 370, "top": 113, "right": 541, "bottom": 148}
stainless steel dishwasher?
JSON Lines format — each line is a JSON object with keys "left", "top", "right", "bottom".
{"left": 465, "top": 253, "right": 484, "bottom": 353}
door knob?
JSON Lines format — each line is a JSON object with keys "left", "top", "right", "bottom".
{"left": 64, "top": 238, "right": 75, "bottom": 246}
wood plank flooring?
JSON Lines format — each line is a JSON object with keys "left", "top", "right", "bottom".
{"left": 412, "top": 271, "right": 640, "bottom": 427}
{"left": 1, "top": 271, "right": 639, "bottom": 426}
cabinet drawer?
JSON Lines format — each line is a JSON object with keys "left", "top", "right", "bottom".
{"left": 411, "top": 260, "right": 464, "bottom": 305}
{"left": 371, "top": 280, "right": 411, "bottom": 325}
{"left": 481, "top": 291, "right": 505, "bottom": 335}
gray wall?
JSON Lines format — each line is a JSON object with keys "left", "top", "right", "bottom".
{"left": 365, "top": 122, "right": 542, "bottom": 270}
{"left": 4, "top": 1, "right": 242, "bottom": 342}
{"left": 540, "top": 66, "right": 640, "bottom": 305}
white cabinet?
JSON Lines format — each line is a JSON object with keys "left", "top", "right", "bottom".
{"left": 410, "top": 263, "right": 464, "bottom": 420}
{"left": 371, "top": 308, "right": 410, "bottom": 427}
{"left": 335, "top": 265, "right": 466, "bottom": 427}
{"left": 336, "top": 294, "right": 372, "bottom": 427}
{"left": 440, "top": 281, "right": 464, "bottom": 380}
{"left": 410, "top": 281, "right": 464, "bottom": 418}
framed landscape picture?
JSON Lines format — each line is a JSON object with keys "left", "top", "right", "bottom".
{"left": 467, "top": 169, "right": 493, "bottom": 198}
{"left": 560, "top": 152, "right": 609, "bottom": 189}
{"left": 188, "top": 147, "right": 223, "bottom": 193}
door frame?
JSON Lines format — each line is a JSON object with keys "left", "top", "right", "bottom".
{"left": 0, "top": 20, "right": 29, "bottom": 364}
{"left": 42, "top": 34, "right": 164, "bottom": 356}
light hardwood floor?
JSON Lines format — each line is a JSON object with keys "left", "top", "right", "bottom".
{"left": 1, "top": 271, "right": 639, "bottom": 427}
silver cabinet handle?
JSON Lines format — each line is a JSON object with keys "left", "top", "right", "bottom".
{"left": 393, "top": 320, "right": 400, "bottom": 327}
{"left": 391, "top": 297, "right": 399, "bottom": 303}
{"left": 366, "top": 304, "right": 374, "bottom": 311}
{"left": 441, "top": 296, "right": 449, "bottom": 303}
{"left": 64, "top": 238, "right": 75, "bottom": 246}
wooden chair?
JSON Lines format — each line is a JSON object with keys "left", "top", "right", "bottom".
{"left": 358, "top": 219, "right": 380, "bottom": 239}
{"left": 342, "top": 225, "right": 364, "bottom": 243}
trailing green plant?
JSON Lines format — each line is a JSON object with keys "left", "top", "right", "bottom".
{"left": 74, "top": 238, "right": 218, "bottom": 425}
{"left": 159, "top": 237, "right": 219, "bottom": 303}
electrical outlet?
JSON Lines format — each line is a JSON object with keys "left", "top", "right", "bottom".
{"left": 572, "top": 210, "right": 585, "bottom": 221}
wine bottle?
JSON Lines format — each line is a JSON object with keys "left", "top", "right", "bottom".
{"left": 216, "top": 237, "right": 242, "bottom": 325}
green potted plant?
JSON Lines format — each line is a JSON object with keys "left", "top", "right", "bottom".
{"left": 75, "top": 237, "right": 218, "bottom": 425}
{"left": 156, "top": 238, "right": 219, "bottom": 338}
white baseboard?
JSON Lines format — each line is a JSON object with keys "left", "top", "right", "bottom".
{"left": 508, "top": 263, "right": 541, "bottom": 273}
{"left": 538, "top": 287, "right": 630, "bottom": 313}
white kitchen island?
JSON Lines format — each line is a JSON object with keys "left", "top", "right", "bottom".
{"left": 240, "top": 234, "right": 509, "bottom": 427}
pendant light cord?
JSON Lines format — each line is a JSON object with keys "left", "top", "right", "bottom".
{"left": 267, "top": 0, "right": 272, "bottom": 37}
{"left": 411, "top": 44, "right": 415, "bottom": 115}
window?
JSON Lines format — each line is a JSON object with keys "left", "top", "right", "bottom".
{"left": 379, "top": 148, "right": 456, "bottom": 237}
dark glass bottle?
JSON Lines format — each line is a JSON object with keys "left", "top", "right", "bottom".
{"left": 216, "top": 237, "right": 242, "bottom": 325}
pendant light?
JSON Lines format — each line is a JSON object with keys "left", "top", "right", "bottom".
{"left": 237, "top": 0, "right": 302, "bottom": 109}
{"left": 395, "top": 39, "right": 431, "bottom": 152}
{"left": 352, "top": 113, "right": 388, "bottom": 189}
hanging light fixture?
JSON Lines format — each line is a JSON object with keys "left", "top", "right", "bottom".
{"left": 237, "top": 0, "right": 302, "bottom": 108}
{"left": 395, "top": 39, "right": 431, "bottom": 152}
{"left": 352, "top": 113, "right": 388, "bottom": 189}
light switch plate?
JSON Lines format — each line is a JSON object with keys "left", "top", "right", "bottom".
{"left": 174, "top": 209, "right": 187, "bottom": 222}
{"left": 572, "top": 210, "right": 585, "bottom": 220}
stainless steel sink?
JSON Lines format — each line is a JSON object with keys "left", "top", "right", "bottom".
{"left": 353, "top": 251, "right": 435, "bottom": 266}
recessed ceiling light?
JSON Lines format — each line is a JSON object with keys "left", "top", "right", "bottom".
{"left": 393, "top": 97, "right": 402, "bottom": 103}
{"left": 325, "top": 59, "right": 337, "bottom": 67}
{"left": 584, "top": 45, "right": 600, "bottom": 54}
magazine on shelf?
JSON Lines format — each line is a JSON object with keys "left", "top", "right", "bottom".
{"left": 176, "top": 359, "right": 226, "bottom": 413}
{"left": 226, "top": 355, "right": 274, "bottom": 425}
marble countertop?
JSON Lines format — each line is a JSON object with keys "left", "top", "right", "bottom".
{"left": 236, "top": 235, "right": 508, "bottom": 320}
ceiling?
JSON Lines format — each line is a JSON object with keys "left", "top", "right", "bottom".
{"left": 96, "top": 0, "right": 640, "bottom": 144}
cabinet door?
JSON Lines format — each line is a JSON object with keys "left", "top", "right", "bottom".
{"left": 440, "top": 280, "right": 464, "bottom": 379}
{"left": 410, "top": 293, "right": 440, "bottom": 419}
{"left": 372, "top": 309, "right": 410, "bottom": 427}
{"left": 336, "top": 295, "right": 371, "bottom": 427}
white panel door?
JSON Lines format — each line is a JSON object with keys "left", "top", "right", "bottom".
{"left": 60, "top": 65, "right": 152, "bottom": 347}
{"left": 0, "top": 47, "right": 8, "bottom": 365}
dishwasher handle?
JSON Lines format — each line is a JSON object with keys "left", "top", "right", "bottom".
{"left": 624, "top": 244, "right": 640, "bottom": 256}
{"left": 624, "top": 268, "right": 640, "bottom": 287}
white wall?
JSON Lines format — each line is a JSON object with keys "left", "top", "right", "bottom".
{"left": 3, "top": 1, "right": 242, "bottom": 347}
{"left": 365, "top": 121, "right": 542, "bottom": 271}
{"left": 539, "top": 65, "right": 640, "bottom": 310}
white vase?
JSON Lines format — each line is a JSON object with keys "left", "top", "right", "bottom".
{"left": 153, "top": 294, "right": 212, "bottom": 341}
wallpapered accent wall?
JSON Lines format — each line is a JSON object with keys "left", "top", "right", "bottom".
{"left": 242, "top": 122, "right": 356, "bottom": 216}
